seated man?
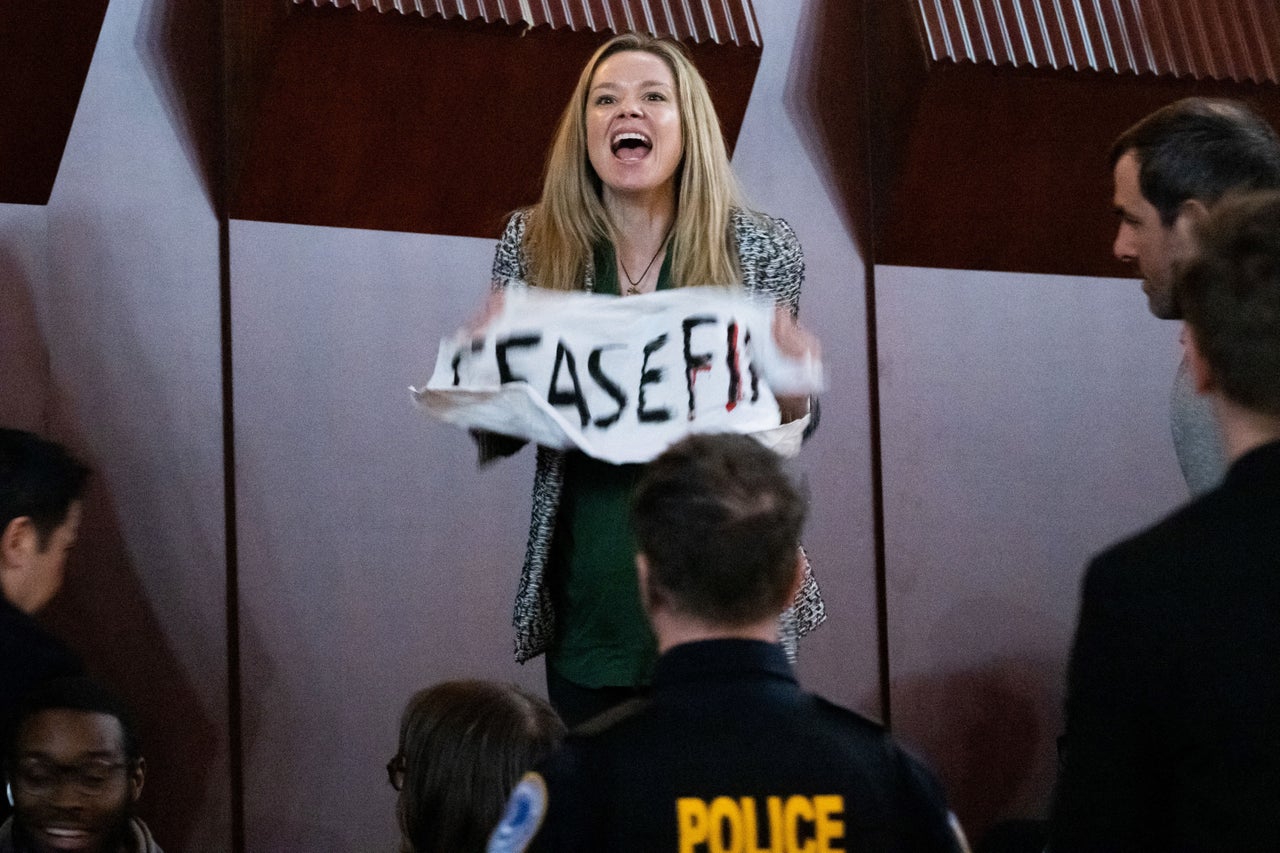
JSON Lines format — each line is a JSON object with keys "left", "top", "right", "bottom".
{"left": 491, "top": 433, "right": 962, "bottom": 852}
{"left": 1050, "top": 191, "right": 1280, "bottom": 849}
{"left": 2, "top": 676, "right": 161, "bottom": 853}
{"left": 1, "top": 428, "right": 89, "bottom": 723}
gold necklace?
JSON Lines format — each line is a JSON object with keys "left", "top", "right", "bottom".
{"left": 621, "top": 225, "right": 673, "bottom": 295}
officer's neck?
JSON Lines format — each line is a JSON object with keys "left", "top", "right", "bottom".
{"left": 651, "top": 610, "right": 780, "bottom": 654}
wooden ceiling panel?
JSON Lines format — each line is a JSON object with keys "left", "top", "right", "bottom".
{"left": 0, "top": 1, "right": 111, "bottom": 205}
{"left": 872, "top": 0, "right": 1280, "bottom": 276}
{"left": 227, "top": 0, "right": 761, "bottom": 236}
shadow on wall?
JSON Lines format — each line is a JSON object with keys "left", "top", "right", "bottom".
{"left": 39, "top": 418, "right": 220, "bottom": 851}
{"left": 889, "top": 656, "right": 1060, "bottom": 844}
{"left": 783, "top": 0, "right": 869, "bottom": 255}
{"left": 0, "top": 245, "right": 52, "bottom": 429}
{"left": 135, "top": 0, "right": 223, "bottom": 211}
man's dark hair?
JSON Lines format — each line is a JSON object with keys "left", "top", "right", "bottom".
{"left": 397, "top": 680, "right": 564, "bottom": 853}
{"left": 1176, "top": 190, "right": 1280, "bottom": 418}
{"left": 5, "top": 676, "right": 142, "bottom": 766}
{"left": 1110, "top": 98, "right": 1280, "bottom": 226}
{"left": 632, "top": 433, "right": 806, "bottom": 625}
{"left": 0, "top": 428, "right": 89, "bottom": 546}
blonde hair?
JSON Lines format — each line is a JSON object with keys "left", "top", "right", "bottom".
{"left": 524, "top": 33, "right": 746, "bottom": 292}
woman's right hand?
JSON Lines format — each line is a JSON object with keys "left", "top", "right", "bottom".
{"left": 463, "top": 287, "right": 506, "bottom": 339}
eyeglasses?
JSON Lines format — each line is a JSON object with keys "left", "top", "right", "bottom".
{"left": 386, "top": 752, "right": 406, "bottom": 792}
{"left": 14, "top": 759, "right": 129, "bottom": 798}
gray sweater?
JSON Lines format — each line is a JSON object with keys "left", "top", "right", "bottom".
{"left": 1171, "top": 355, "right": 1227, "bottom": 496}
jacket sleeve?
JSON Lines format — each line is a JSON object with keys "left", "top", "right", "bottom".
{"left": 1049, "top": 550, "right": 1165, "bottom": 851}
{"left": 474, "top": 211, "right": 533, "bottom": 463}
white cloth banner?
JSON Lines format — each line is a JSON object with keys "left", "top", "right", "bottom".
{"left": 411, "top": 286, "right": 824, "bottom": 464}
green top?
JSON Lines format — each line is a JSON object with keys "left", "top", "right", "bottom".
{"left": 546, "top": 241, "right": 674, "bottom": 688}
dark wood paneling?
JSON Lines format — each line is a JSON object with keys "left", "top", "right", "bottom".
{"left": 870, "top": 2, "right": 1280, "bottom": 277}
{"left": 227, "top": 4, "right": 761, "bottom": 237}
{"left": 0, "top": 0, "right": 110, "bottom": 205}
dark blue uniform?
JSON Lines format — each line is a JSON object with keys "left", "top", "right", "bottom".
{"left": 492, "top": 639, "right": 958, "bottom": 853}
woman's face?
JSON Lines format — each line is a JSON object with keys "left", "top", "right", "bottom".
{"left": 585, "top": 50, "right": 683, "bottom": 202}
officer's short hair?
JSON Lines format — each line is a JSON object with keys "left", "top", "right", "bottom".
{"left": 1176, "top": 190, "right": 1280, "bottom": 417}
{"left": 632, "top": 433, "right": 805, "bottom": 625}
{"left": 1110, "top": 97, "right": 1280, "bottom": 226}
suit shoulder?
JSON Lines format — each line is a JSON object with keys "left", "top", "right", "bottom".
{"left": 1084, "top": 491, "right": 1226, "bottom": 594}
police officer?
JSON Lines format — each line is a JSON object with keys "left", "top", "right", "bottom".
{"left": 490, "top": 433, "right": 964, "bottom": 853}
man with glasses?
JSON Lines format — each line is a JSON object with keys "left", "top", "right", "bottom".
{"left": 2, "top": 677, "right": 161, "bottom": 853}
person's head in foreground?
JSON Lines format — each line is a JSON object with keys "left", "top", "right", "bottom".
{"left": 1110, "top": 97, "right": 1280, "bottom": 319}
{"left": 631, "top": 432, "right": 806, "bottom": 641}
{"left": 3, "top": 677, "right": 155, "bottom": 853}
{"left": 525, "top": 32, "right": 746, "bottom": 292}
{"left": 390, "top": 680, "right": 564, "bottom": 853}
{"left": 0, "top": 429, "right": 89, "bottom": 616}
{"left": 1176, "top": 189, "right": 1280, "bottom": 434}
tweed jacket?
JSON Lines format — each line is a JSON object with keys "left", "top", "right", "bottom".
{"left": 489, "top": 208, "right": 826, "bottom": 664}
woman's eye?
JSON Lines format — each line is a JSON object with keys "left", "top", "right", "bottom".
{"left": 645, "top": 93, "right": 666, "bottom": 101}
{"left": 595, "top": 95, "right": 615, "bottom": 106}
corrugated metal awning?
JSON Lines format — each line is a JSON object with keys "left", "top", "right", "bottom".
{"left": 914, "top": 0, "right": 1280, "bottom": 85}
{"left": 292, "top": 0, "right": 761, "bottom": 46}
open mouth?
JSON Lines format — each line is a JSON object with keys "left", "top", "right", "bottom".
{"left": 611, "top": 131, "right": 652, "bottom": 162}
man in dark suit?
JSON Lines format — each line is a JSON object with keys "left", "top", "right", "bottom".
{"left": 1050, "top": 191, "right": 1280, "bottom": 851}
{"left": 0, "top": 429, "right": 89, "bottom": 721}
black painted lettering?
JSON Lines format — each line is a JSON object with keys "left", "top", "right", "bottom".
{"left": 682, "top": 315, "right": 716, "bottom": 421}
{"left": 495, "top": 334, "right": 543, "bottom": 385}
{"left": 588, "top": 345, "right": 628, "bottom": 429}
{"left": 726, "top": 320, "right": 741, "bottom": 410}
{"left": 547, "top": 340, "right": 590, "bottom": 427}
{"left": 638, "top": 334, "right": 672, "bottom": 423}
{"left": 744, "top": 328, "right": 760, "bottom": 402}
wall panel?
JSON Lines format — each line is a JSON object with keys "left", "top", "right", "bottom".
{"left": 7, "top": 0, "right": 231, "bottom": 848}
{"left": 877, "top": 265, "right": 1187, "bottom": 837}
{"left": 231, "top": 2, "right": 879, "bottom": 848}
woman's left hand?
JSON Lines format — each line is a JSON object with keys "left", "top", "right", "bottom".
{"left": 771, "top": 307, "right": 821, "bottom": 424}
{"left": 771, "top": 306, "right": 821, "bottom": 362}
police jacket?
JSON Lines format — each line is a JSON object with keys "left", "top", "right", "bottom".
{"left": 497, "top": 639, "right": 958, "bottom": 852}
